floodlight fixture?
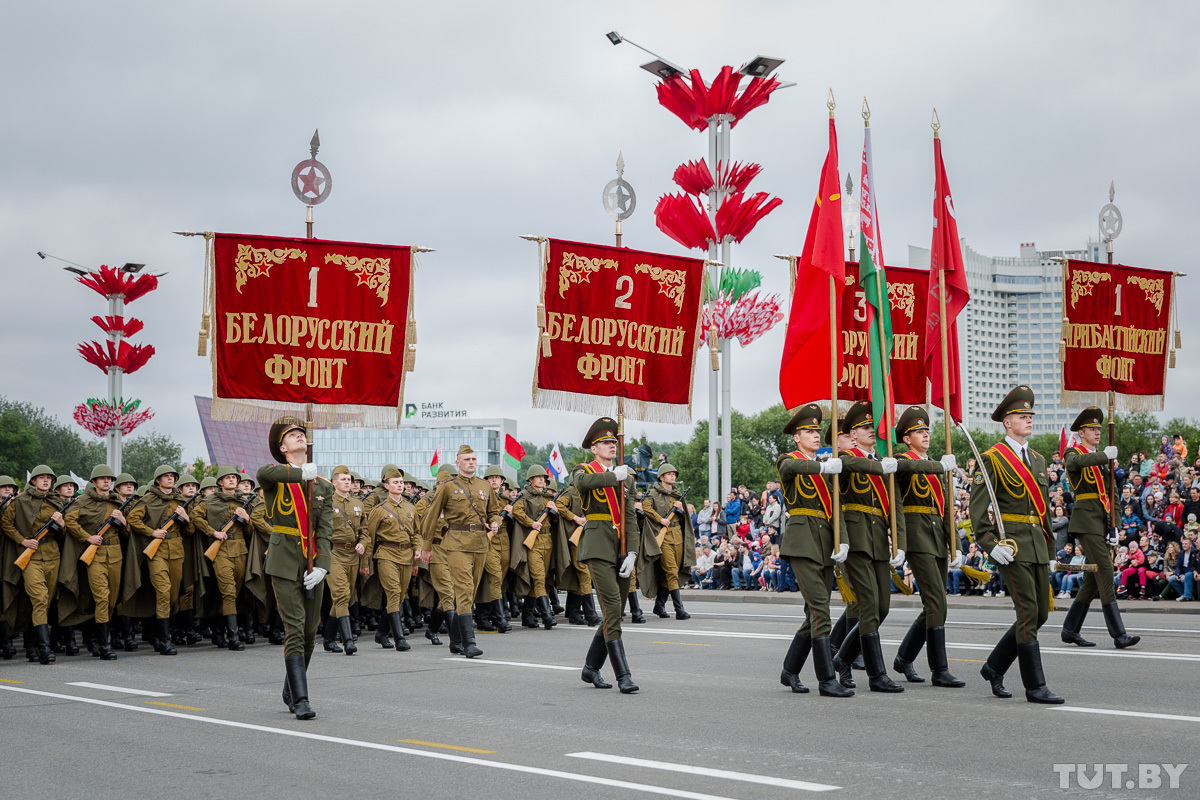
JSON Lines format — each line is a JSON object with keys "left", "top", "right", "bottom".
{"left": 740, "top": 56, "right": 785, "bottom": 78}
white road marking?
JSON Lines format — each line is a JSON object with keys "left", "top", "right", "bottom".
{"left": 66, "top": 682, "right": 172, "bottom": 697}
{"left": 0, "top": 685, "right": 745, "bottom": 800}
{"left": 943, "top": 620, "right": 1200, "bottom": 635}
{"left": 1051, "top": 706, "right": 1200, "bottom": 724}
{"left": 688, "top": 611, "right": 1200, "bottom": 636}
{"left": 568, "top": 751, "right": 840, "bottom": 792}
{"left": 444, "top": 658, "right": 576, "bottom": 671}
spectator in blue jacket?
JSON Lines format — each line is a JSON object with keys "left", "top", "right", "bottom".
{"left": 723, "top": 491, "right": 741, "bottom": 527}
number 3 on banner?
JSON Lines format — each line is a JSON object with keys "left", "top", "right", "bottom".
{"left": 307, "top": 267, "right": 319, "bottom": 308}
{"left": 615, "top": 275, "right": 633, "bottom": 310}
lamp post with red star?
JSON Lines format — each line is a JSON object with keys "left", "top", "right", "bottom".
{"left": 291, "top": 129, "right": 332, "bottom": 239}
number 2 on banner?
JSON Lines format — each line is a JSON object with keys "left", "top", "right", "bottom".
{"left": 615, "top": 275, "right": 633, "bottom": 310}
{"left": 307, "top": 267, "right": 319, "bottom": 308}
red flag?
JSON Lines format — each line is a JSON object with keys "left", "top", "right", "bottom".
{"left": 780, "top": 118, "right": 846, "bottom": 409}
{"left": 1059, "top": 425, "right": 1068, "bottom": 459}
{"left": 923, "top": 136, "right": 969, "bottom": 424}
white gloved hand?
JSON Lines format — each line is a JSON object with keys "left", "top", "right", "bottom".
{"left": 1106, "top": 529, "right": 1120, "bottom": 547}
{"left": 949, "top": 551, "right": 963, "bottom": 569}
{"left": 302, "top": 566, "right": 327, "bottom": 590}
{"left": 1104, "top": 445, "right": 1119, "bottom": 460}
{"left": 831, "top": 543, "right": 849, "bottom": 563}
{"left": 940, "top": 454, "right": 957, "bottom": 472}
{"left": 821, "top": 458, "right": 843, "bottom": 475}
{"left": 889, "top": 549, "right": 906, "bottom": 568}
{"left": 300, "top": 462, "right": 319, "bottom": 481}
{"left": 612, "top": 465, "right": 630, "bottom": 482}
{"left": 881, "top": 457, "right": 898, "bottom": 475}
{"left": 618, "top": 552, "right": 637, "bottom": 578}
{"left": 990, "top": 543, "right": 1015, "bottom": 565}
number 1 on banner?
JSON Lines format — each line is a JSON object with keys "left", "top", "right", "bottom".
{"left": 1114, "top": 283, "right": 1122, "bottom": 316}
{"left": 307, "top": 267, "right": 319, "bottom": 308}
{"left": 615, "top": 275, "right": 633, "bottom": 310}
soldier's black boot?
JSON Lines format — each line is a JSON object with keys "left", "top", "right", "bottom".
{"left": 337, "top": 616, "right": 357, "bottom": 655}
{"left": 980, "top": 628, "right": 1017, "bottom": 698}
{"left": 95, "top": 621, "right": 118, "bottom": 661}
{"left": 476, "top": 602, "right": 497, "bottom": 632}
{"left": 926, "top": 626, "right": 964, "bottom": 687}
{"left": 779, "top": 631, "right": 811, "bottom": 693}
{"left": 402, "top": 599, "right": 417, "bottom": 635}
{"left": 0, "top": 621, "right": 15, "bottom": 659}
{"left": 492, "top": 600, "right": 512, "bottom": 633}
{"left": 670, "top": 589, "right": 691, "bottom": 620}
{"left": 1017, "top": 641, "right": 1064, "bottom": 704}
{"left": 832, "top": 624, "right": 860, "bottom": 689}
{"left": 224, "top": 615, "right": 244, "bottom": 651}
{"left": 862, "top": 631, "right": 905, "bottom": 693}
{"left": 425, "top": 609, "right": 444, "bottom": 645}
{"left": 239, "top": 612, "right": 256, "bottom": 644}
{"left": 581, "top": 631, "right": 612, "bottom": 688}
{"left": 375, "top": 613, "right": 394, "bottom": 649}
{"left": 606, "top": 638, "right": 638, "bottom": 693}
{"left": 892, "top": 619, "right": 926, "bottom": 683}
{"left": 521, "top": 598, "right": 538, "bottom": 628}
{"left": 210, "top": 616, "right": 227, "bottom": 648}
{"left": 550, "top": 591, "right": 564, "bottom": 616}
{"left": 34, "top": 624, "right": 55, "bottom": 665}
{"left": 183, "top": 610, "right": 204, "bottom": 645}
{"left": 388, "top": 611, "right": 411, "bottom": 651}
{"left": 830, "top": 610, "right": 849, "bottom": 649}
{"left": 446, "top": 610, "right": 463, "bottom": 654}
{"left": 285, "top": 655, "right": 316, "bottom": 720}
{"left": 322, "top": 616, "right": 342, "bottom": 652}
{"left": 350, "top": 604, "right": 363, "bottom": 637}
{"left": 24, "top": 629, "right": 36, "bottom": 662}
{"left": 84, "top": 621, "right": 99, "bottom": 656}
{"left": 582, "top": 594, "right": 602, "bottom": 626}
{"left": 157, "top": 618, "right": 177, "bottom": 656}
{"left": 1060, "top": 599, "right": 1096, "bottom": 647}
{"left": 118, "top": 616, "right": 138, "bottom": 651}
{"left": 169, "top": 615, "right": 187, "bottom": 647}
{"left": 62, "top": 625, "right": 79, "bottom": 655}
{"left": 1101, "top": 601, "right": 1140, "bottom": 649}
{"left": 628, "top": 592, "right": 646, "bottom": 624}
{"left": 458, "top": 614, "right": 483, "bottom": 658}
{"left": 652, "top": 587, "right": 670, "bottom": 618}
{"left": 812, "top": 636, "right": 853, "bottom": 697}
{"left": 268, "top": 611, "right": 285, "bottom": 645}
{"left": 537, "top": 595, "right": 557, "bottom": 629}
{"left": 567, "top": 593, "right": 586, "bottom": 625}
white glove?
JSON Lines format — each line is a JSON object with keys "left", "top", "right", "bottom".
{"left": 940, "top": 454, "right": 957, "bottom": 472}
{"left": 1106, "top": 530, "right": 1120, "bottom": 547}
{"left": 618, "top": 552, "right": 637, "bottom": 578}
{"left": 300, "top": 462, "right": 319, "bottom": 481}
{"left": 1104, "top": 445, "right": 1119, "bottom": 460}
{"left": 990, "top": 543, "right": 1015, "bottom": 565}
{"left": 831, "top": 543, "right": 849, "bottom": 563}
{"left": 302, "top": 566, "right": 327, "bottom": 590}
{"left": 948, "top": 551, "right": 963, "bottom": 569}
{"left": 821, "top": 458, "right": 843, "bottom": 475}
{"left": 612, "top": 465, "right": 630, "bottom": 482}
{"left": 881, "top": 457, "right": 898, "bottom": 475}
{"left": 889, "top": 549, "right": 906, "bottom": 568}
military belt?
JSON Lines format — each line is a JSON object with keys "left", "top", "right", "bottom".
{"left": 274, "top": 525, "right": 301, "bottom": 537}
{"left": 843, "top": 503, "right": 884, "bottom": 517}
{"left": 788, "top": 508, "right": 827, "bottom": 520}
{"left": 332, "top": 541, "right": 357, "bottom": 550}
{"left": 902, "top": 505, "right": 940, "bottom": 516}
{"left": 1000, "top": 512, "right": 1043, "bottom": 525}
{"left": 586, "top": 513, "right": 613, "bottom": 521}
{"left": 376, "top": 541, "right": 411, "bottom": 550}
{"left": 447, "top": 524, "right": 488, "bottom": 532}
{"left": 1075, "top": 492, "right": 1101, "bottom": 501}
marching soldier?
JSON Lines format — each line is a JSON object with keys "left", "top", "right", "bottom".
{"left": 63, "top": 464, "right": 128, "bottom": 660}
{"left": 556, "top": 479, "right": 602, "bottom": 627}
{"left": 199, "top": 476, "right": 217, "bottom": 498}
{"left": 419, "top": 464, "right": 459, "bottom": 649}
{"left": 326, "top": 465, "right": 367, "bottom": 655}
{"left": 972, "top": 386, "right": 1063, "bottom": 704}
{"left": 191, "top": 466, "right": 252, "bottom": 651}
{"left": 419, "top": 446, "right": 501, "bottom": 659}
{"left": 0, "top": 475, "right": 20, "bottom": 660}
{"left": 775, "top": 406, "right": 852, "bottom": 697}
{"left": 1059, "top": 407, "right": 1140, "bottom": 650}
{"left": 258, "top": 416, "right": 332, "bottom": 720}
{"left": 2, "top": 465, "right": 67, "bottom": 664}
{"left": 480, "top": 465, "right": 512, "bottom": 632}
{"left": 574, "top": 417, "right": 640, "bottom": 694}
{"left": 234, "top": 472, "right": 269, "bottom": 644}
{"left": 127, "top": 465, "right": 195, "bottom": 655}
{"left": 365, "top": 466, "right": 418, "bottom": 651}
{"left": 110, "top": 473, "right": 141, "bottom": 652}
{"left": 512, "top": 465, "right": 559, "bottom": 630}
{"left": 640, "top": 463, "right": 694, "bottom": 621}
{"left": 889, "top": 407, "right": 964, "bottom": 687}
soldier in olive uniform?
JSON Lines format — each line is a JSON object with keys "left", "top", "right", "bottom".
{"left": 1059, "top": 407, "right": 1140, "bottom": 650}
{"left": 972, "top": 386, "right": 1063, "bottom": 704}
{"left": 513, "top": 465, "right": 560, "bottom": 630}
{"left": 258, "top": 416, "right": 332, "bottom": 720}
{"left": 365, "top": 466, "right": 418, "bottom": 652}
{"left": 191, "top": 465, "right": 253, "bottom": 651}
{"left": 419, "top": 464, "right": 458, "bottom": 649}
{"left": 640, "top": 463, "right": 694, "bottom": 621}
{"left": 110, "top": 474, "right": 141, "bottom": 652}
{"left": 479, "top": 465, "right": 513, "bottom": 632}
{"left": 889, "top": 407, "right": 964, "bottom": 687}
{"left": 2, "top": 466, "right": 68, "bottom": 664}
{"left": 326, "top": 465, "right": 368, "bottom": 655}
{"left": 234, "top": 473, "right": 270, "bottom": 644}
{"left": 63, "top": 464, "right": 129, "bottom": 660}
{"left": 556, "top": 480, "right": 602, "bottom": 627}
{"left": 0, "top": 475, "right": 20, "bottom": 659}
{"left": 574, "top": 417, "right": 641, "bottom": 694}
{"left": 419, "top": 446, "right": 501, "bottom": 659}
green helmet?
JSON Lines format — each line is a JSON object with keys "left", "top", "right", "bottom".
{"left": 136, "top": 485, "right": 150, "bottom": 497}
{"left": 380, "top": 464, "right": 399, "bottom": 482}
{"left": 0, "top": 475, "right": 18, "bottom": 489}
{"left": 178, "top": 473, "right": 200, "bottom": 488}
{"left": 54, "top": 474, "right": 79, "bottom": 492}
{"left": 215, "top": 464, "right": 240, "bottom": 481}
{"left": 657, "top": 463, "right": 678, "bottom": 477}
{"left": 115, "top": 473, "right": 138, "bottom": 489}
{"left": 483, "top": 465, "right": 505, "bottom": 479}
{"left": 90, "top": 464, "right": 117, "bottom": 480}
{"left": 237, "top": 472, "right": 255, "bottom": 487}
{"left": 199, "top": 476, "right": 218, "bottom": 490}
{"left": 350, "top": 472, "right": 363, "bottom": 483}
{"left": 152, "top": 465, "right": 179, "bottom": 482}
{"left": 525, "top": 464, "right": 548, "bottom": 481}
{"left": 29, "top": 464, "right": 54, "bottom": 481}
{"left": 436, "top": 463, "right": 458, "bottom": 478}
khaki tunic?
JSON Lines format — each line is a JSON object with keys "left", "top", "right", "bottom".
{"left": 366, "top": 496, "right": 417, "bottom": 613}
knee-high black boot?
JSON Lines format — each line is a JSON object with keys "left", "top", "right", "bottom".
{"left": 812, "top": 636, "right": 853, "bottom": 697}
{"left": 1101, "top": 602, "right": 1140, "bottom": 649}
{"left": 322, "top": 616, "right": 342, "bottom": 652}
{"left": 1060, "top": 599, "right": 1096, "bottom": 647}
{"left": 926, "top": 626, "right": 964, "bottom": 687}
{"left": 832, "top": 623, "right": 860, "bottom": 689}
{"left": 285, "top": 654, "right": 316, "bottom": 719}
{"left": 95, "top": 621, "right": 118, "bottom": 661}
{"left": 492, "top": 600, "right": 511, "bottom": 633}
{"left": 458, "top": 613, "right": 482, "bottom": 658}
{"left": 536, "top": 595, "right": 557, "bottom": 629}
{"left": 225, "top": 614, "right": 245, "bottom": 651}
{"left": 338, "top": 615, "right": 357, "bottom": 655}
{"left": 627, "top": 592, "right": 645, "bottom": 624}
{"left": 388, "top": 611, "right": 410, "bottom": 651}
{"left": 670, "top": 589, "right": 691, "bottom": 620}
{"left": 980, "top": 628, "right": 1017, "bottom": 698}
{"left": 1016, "top": 640, "right": 1064, "bottom": 704}
{"left": 652, "top": 587, "right": 670, "bottom": 618}
{"left": 520, "top": 598, "right": 537, "bottom": 628}
{"left": 605, "top": 638, "right": 638, "bottom": 693}
{"left": 0, "top": 620, "right": 16, "bottom": 660}
{"left": 446, "top": 610, "right": 462, "bottom": 654}
{"left": 861, "top": 631, "right": 904, "bottom": 693}
{"left": 157, "top": 618, "right": 177, "bottom": 656}
{"left": 892, "top": 619, "right": 926, "bottom": 682}
{"left": 425, "top": 608, "right": 444, "bottom": 645}
{"left": 375, "top": 612, "right": 393, "bottom": 648}
{"left": 34, "top": 624, "right": 55, "bottom": 665}
{"left": 581, "top": 594, "right": 602, "bottom": 626}
{"left": 779, "top": 631, "right": 811, "bottom": 693}
{"left": 581, "top": 631, "right": 612, "bottom": 688}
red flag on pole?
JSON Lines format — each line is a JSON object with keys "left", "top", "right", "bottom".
{"left": 780, "top": 118, "right": 846, "bottom": 409}
{"left": 923, "top": 136, "right": 969, "bottom": 424}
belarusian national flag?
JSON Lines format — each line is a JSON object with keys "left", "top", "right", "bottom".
{"left": 504, "top": 434, "right": 526, "bottom": 471}
{"left": 859, "top": 124, "right": 895, "bottom": 450}
{"left": 429, "top": 447, "right": 441, "bottom": 477}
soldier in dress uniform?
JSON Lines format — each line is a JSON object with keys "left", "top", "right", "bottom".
{"left": 127, "top": 465, "right": 195, "bottom": 656}
{"left": 972, "top": 386, "right": 1063, "bottom": 704}
{"left": 258, "top": 417, "right": 332, "bottom": 720}
{"left": 889, "top": 407, "right": 964, "bottom": 687}
{"left": 2, "top": 466, "right": 67, "bottom": 664}
{"left": 325, "top": 465, "right": 367, "bottom": 655}
{"left": 574, "top": 417, "right": 641, "bottom": 694}
{"left": 1059, "top": 407, "right": 1140, "bottom": 650}
{"left": 512, "top": 465, "right": 559, "bottom": 630}
{"left": 479, "top": 465, "right": 512, "bottom": 633}
{"left": 640, "top": 463, "right": 694, "bottom": 621}
{"left": 364, "top": 466, "right": 418, "bottom": 652}
{"left": 418, "top": 445, "right": 501, "bottom": 659}
{"left": 63, "top": 464, "right": 127, "bottom": 660}
{"left": 191, "top": 465, "right": 252, "bottom": 651}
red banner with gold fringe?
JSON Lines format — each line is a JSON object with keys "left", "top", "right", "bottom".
{"left": 838, "top": 263, "right": 929, "bottom": 405}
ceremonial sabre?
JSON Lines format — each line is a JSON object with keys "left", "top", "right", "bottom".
{"left": 956, "top": 424, "right": 1015, "bottom": 555}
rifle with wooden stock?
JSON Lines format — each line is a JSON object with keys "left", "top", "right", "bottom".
{"left": 521, "top": 484, "right": 571, "bottom": 551}
{"left": 79, "top": 494, "right": 139, "bottom": 566}
{"left": 142, "top": 493, "right": 201, "bottom": 560}
{"left": 654, "top": 487, "right": 690, "bottom": 548}
{"left": 15, "top": 495, "right": 79, "bottom": 571}
{"left": 203, "top": 493, "right": 258, "bottom": 561}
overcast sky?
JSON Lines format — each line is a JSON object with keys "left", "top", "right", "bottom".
{"left": 2, "top": 1, "right": 1197, "bottom": 461}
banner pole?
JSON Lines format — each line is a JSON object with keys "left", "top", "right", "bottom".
{"left": 303, "top": 213, "right": 316, "bottom": 596}
{"left": 1105, "top": 239, "right": 1120, "bottom": 537}
{"left": 933, "top": 123, "right": 955, "bottom": 542}
{"left": 873, "top": 264, "right": 898, "bottom": 556}
{"left": 829, "top": 274, "right": 841, "bottom": 551}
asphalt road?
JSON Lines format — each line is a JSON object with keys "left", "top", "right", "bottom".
{"left": 2, "top": 598, "right": 1196, "bottom": 800}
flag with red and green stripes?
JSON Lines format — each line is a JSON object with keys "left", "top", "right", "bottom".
{"left": 859, "top": 124, "right": 895, "bottom": 451}
{"left": 504, "top": 434, "right": 525, "bottom": 471}
{"left": 429, "top": 447, "right": 440, "bottom": 477}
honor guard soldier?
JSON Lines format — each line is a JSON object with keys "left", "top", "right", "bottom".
{"left": 327, "top": 465, "right": 367, "bottom": 655}
{"left": 972, "top": 387, "right": 1063, "bottom": 704}
{"left": 258, "top": 417, "right": 333, "bottom": 720}
{"left": 513, "top": 465, "right": 559, "bottom": 630}
{"left": 775, "top": 406, "right": 853, "bottom": 697}
{"left": 574, "top": 417, "right": 641, "bottom": 694}
{"left": 63, "top": 464, "right": 128, "bottom": 660}
{"left": 2, "top": 465, "right": 67, "bottom": 664}
{"left": 192, "top": 465, "right": 252, "bottom": 651}
{"left": 127, "top": 465, "right": 195, "bottom": 656}
{"left": 1059, "top": 407, "right": 1140, "bottom": 650}
{"left": 480, "top": 465, "right": 513, "bottom": 632}
{"left": 640, "top": 463, "right": 694, "bottom": 621}
{"left": 419, "top": 446, "right": 501, "bottom": 659}
{"left": 365, "top": 466, "right": 418, "bottom": 652}
{"left": 889, "top": 407, "right": 963, "bottom": 687}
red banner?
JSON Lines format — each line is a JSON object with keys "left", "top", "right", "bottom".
{"left": 212, "top": 233, "right": 413, "bottom": 415}
{"left": 1061, "top": 259, "right": 1177, "bottom": 410}
{"left": 839, "top": 263, "right": 928, "bottom": 405}
{"left": 534, "top": 238, "right": 705, "bottom": 423}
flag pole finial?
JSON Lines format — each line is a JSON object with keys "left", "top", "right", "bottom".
{"left": 826, "top": 88, "right": 836, "bottom": 118}
{"left": 931, "top": 108, "right": 941, "bottom": 138}
{"left": 861, "top": 97, "right": 870, "bottom": 125}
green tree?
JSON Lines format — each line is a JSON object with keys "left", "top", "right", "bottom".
{"left": 121, "top": 431, "right": 184, "bottom": 485}
{"left": 186, "top": 457, "right": 220, "bottom": 482}
{"left": 0, "top": 409, "right": 39, "bottom": 479}
{"left": 0, "top": 396, "right": 104, "bottom": 476}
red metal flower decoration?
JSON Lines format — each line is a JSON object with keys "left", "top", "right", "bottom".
{"left": 73, "top": 397, "right": 154, "bottom": 437}
{"left": 90, "top": 315, "right": 145, "bottom": 338}
{"left": 76, "top": 264, "right": 159, "bottom": 303}
{"left": 672, "top": 160, "right": 714, "bottom": 196}
{"left": 78, "top": 340, "right": 156, "bottom": 374}
{"left": 654, "top": 193, "right": 715, "bottom": 251}
{"left": 716, "top": 191, "right": 783, "bottom": 244}
{"left": 655, "top": 67, "right": 783, "bottom": 130}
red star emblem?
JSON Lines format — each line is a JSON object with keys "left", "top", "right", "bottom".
{"left": 298, "top": 167, "right": 325, "bottom": 197}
